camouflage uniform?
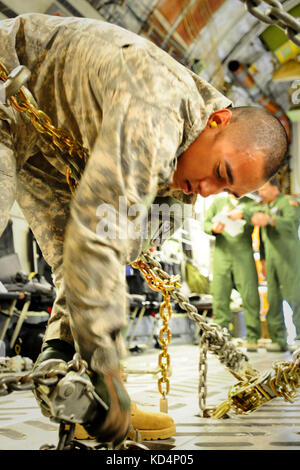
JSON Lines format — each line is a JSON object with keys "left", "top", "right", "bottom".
{"left": 0, "top": 13, "right": 231, "bottom": 375}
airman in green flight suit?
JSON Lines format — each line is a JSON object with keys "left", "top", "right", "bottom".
{"left": 204, "top": 194, "right": 261, "bottom": 351}
{"left": 251, "top": 178, "right": 300, "bottom": 352}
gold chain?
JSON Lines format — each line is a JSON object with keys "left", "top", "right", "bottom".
{"left": 131, "top": 257, "right": 180, "bottom": 411}
{"left": 157, "top": 290, "right": 172, "bottom": 399}
{"left": 212, "top": 352, "right": 300, "bottom": 418}
{"left": 0, "top": 62, "right": 88, "bottom": 193}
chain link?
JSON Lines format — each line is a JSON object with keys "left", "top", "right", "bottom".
{"left": 137, "top": 252, "right": 248, "bottom": 368}
{"left": 132, "top": 251, "right": 249, "bottom": 415}
{"left": 157, "top": 292, "right": 172, "bottom": 398}
{"left": 0, "top": 62, "right": 88, "bottom": 193}
{"left": 241, "top": 0, "right": 300, "bottom": 46}
{"left": 212, "top": 348, "right": 300, "bottom": 418}
{"left": 0, "top": 354, "right": 87, "bottom": 397}
{"left": 131, "top": 257, "right": 180, "bottom": 406}
{"left": 198, "top": 336, "right": 209, "bottom": 415}
{"left": 269, "top": 353, "right": 300, "bottom": 400}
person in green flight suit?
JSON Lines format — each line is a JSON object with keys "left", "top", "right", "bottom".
{"left": 204, "top": 194, "right": 261, "bottom": 351}
{"left": 250, "top": 178, "right": 300, "bottom": 352}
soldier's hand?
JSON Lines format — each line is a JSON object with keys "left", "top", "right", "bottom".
{"left": 33, "top": 345, "right": 131, "bottom": 446}
{"left": 251, "top": 212, "right": 270, "bottom": 226}
{"left": 85, "top": 368, "right": 131, "bottom": 445}
{"left": 212, "top": 221, "right": 225, "bottom": 233}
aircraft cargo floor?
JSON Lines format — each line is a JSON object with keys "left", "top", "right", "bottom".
{"left": 0, "top": 343, "right": 299, "bottom": 452}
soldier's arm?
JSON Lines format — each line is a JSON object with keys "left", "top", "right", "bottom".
{"left": 63, "top": 90, "right": 182, "bottom": 376}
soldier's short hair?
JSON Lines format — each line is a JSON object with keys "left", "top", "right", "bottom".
{"left": 225, "top": 106, "right": 288, "bottom": 180}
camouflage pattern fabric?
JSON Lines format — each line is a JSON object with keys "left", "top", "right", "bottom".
{"left": 0, "top": 13, "right": 231, "bottom": 374}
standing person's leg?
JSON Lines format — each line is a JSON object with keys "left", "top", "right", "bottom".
{"left": 233, "top": 250, "right": 261, "bottom": 345}
{"left": 264, "top": 259, "right": 287, "bottom": 351}
{"left": 289, "top": 293, "right": 300, "bottom": 349}
{"left": 211, "top": 250, "right": 233, "bottom": 333}
{"left": 276, "top": 256, "right": 300, "bottom": 351}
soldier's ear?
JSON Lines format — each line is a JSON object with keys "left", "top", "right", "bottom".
{"left": 208, "top": 109, "right": 232, "bottom": 128}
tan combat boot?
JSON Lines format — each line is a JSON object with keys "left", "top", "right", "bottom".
{"left": 74, "top": 402, "right": 176, "bottom": 441}
{"left": 127, "top": 402, "right": 176, "bottom": 440}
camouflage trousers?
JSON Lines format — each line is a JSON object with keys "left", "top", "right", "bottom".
{"left": 0, "top": 145, "right": 128, "bottom": 373}
{"left": 16, "top": 153, "right": 75, "bottom": 345}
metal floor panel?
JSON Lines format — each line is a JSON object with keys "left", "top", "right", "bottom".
{"left": 0, "top": 344, "right": 299, "bottom": 451}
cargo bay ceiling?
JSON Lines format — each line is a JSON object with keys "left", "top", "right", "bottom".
{"left": 86, "top": 0, "right": 300, "bottom": 125}
{"left": 1, "top": 0, "right": 300, "bottom": 190}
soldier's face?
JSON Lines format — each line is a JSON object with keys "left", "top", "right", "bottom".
{"left": 171, "top": 128, "right": 266, "bottom": 199}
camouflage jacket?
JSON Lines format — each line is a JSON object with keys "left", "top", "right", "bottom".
{"left": 0, "top": 13, "right": 231, "bottom": 371}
